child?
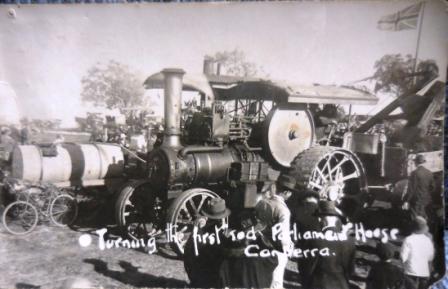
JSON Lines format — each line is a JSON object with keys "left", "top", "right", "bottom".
{"left": 366, "top": 242, "right": 404, "bottom": 289}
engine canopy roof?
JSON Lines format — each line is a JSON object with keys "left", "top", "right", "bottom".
{"left": 144, "top": 71, "right": 379, "bottom": 106}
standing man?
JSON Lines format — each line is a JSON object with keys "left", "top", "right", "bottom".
{"left": 405, "top": 154, "right": 435, "bottom": 220}
{"left": 400, "top": 216, "right": 434, "bottom": 289}
{"left": 254, "top": 182, "right": 293, "bottom": 289}
{"left": 183, "top": 197, "right": 230, "bottom": 288}
{"left": 291, "top": 190, "right": 321, "bottom": 287}
{"left": 301, "top": 201, "right": 356, "bottom": 289}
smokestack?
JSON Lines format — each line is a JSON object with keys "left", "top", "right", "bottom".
{"left": 162, "top": 68, "right": 185, "bottom": 148}
{"left": 203, "top": 58, "right": 220, "bottom": 76}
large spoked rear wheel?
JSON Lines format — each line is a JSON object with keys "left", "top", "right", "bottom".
{"left": 115, "top": 180, "right": 164, "bottom": 240}
{"left": 50, "top": 194, "right": 78, "bottom": 227}
{"left": 289, "top": 146, "right": 368, "bottom": 219}
{"left": 3, "top": 201, "right": 39, "bottom": 235}
{"left": 166, "top": 188, "right": 219, "bottom": 256}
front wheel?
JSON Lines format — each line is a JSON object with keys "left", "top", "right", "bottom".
{"left": 115, "top": 180, "right": 164, "bottom": 240}
{"left": 166, "top": 188, "right": 219, "bottom": 256}
{"left": 3, "top": 201, "right": 39, "bottom": 235}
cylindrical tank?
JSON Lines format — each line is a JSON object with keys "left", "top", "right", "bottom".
{"left": 190, "top": 149, "right": 236, "bottom": 184}
{"left": 11, "top": 143, "right": 124, "bottom": 183}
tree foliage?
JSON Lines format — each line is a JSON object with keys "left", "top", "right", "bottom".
{"left": 81, "top": 60, "right": 145, "bottom": 111}
{"left": 207, "top": 49, "right": 266, "bottom": 77}
{"left": 372, "top": 54, "right": 439, "bottom": 96}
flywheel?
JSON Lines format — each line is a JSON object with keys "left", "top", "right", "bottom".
{"left": 263, "top": 106, "right": 315, "bottom": 168}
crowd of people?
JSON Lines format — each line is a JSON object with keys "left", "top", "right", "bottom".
{"left": 181, "top": 153, "right": 441, "bottom": 289}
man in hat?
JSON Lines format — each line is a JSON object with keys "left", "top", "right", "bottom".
{"left": 400, "top": 216, "right": 434, "bottom": 289}
{"left": 278, "top": 174, "right": 323, "bottom": 288}
{"left": 292, "top": 190, "right": 321, "bottom": 285}
{"left": 300, "top": 201, "right": 356, "bottom": 289}
{"left": 255, "top": 182, "right": 293, "bottom": 289}
{"left": 277, "top": 174, "right": 321, "bottom": 231}
{"left": 183, "top": 197, "right": 230, "bottom": 288}
{"left": 218, "top": 209, "right": 277, "bottom": 288}
{"left": 404, "top": 154, "right": 435, "bottom": 220}
{"left": 366, "top": 243, "right": 404, "bottom": 289}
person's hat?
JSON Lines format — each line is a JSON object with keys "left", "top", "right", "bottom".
{"left": 277, "top": 174, "right": 297, "bottom": 192}
{"left": 376, "top": 243, "right": 394, "bottom": 260}
{"left": 414, "top": 154, "right": 426, "bottom": 165}
{"left": 300, "top": 189, "right": 320, "bottom": 201}
{"left": 413, "top": 216, "right": 429, "bottom": 233}
{"left": 201, "top": 197, "right": 231, "bottom": 220}
{"left": 314, "top": 201, "right": 341, "bottom": 217}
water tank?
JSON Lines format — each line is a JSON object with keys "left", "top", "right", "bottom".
{"left": 11, "top": 143, "right": 124, "bottom": 183}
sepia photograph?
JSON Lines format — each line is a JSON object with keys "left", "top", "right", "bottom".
{"left": 0, "top": 1, "right": 447, "bottom": 288}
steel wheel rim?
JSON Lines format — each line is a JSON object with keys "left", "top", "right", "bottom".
{"left": 172, "top": 190, "right": 218, "bottom": 254}
{"left": 308, "top": 150, "right": 363, "bottom": 205}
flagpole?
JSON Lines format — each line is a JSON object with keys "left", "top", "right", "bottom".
{"left": 412, "top": 2, "right": 426, "bottom": 78}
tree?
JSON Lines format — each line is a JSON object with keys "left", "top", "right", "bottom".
{"left": 81, "top": 60, "right": 145, "bottom": 111}
{"left": 206, "top": 49, "right": 267, "bottom": 77}
{"left": 372, "top": 54, "right": 439, "bottom": 96}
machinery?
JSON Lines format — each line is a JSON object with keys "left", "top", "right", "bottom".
{"left": 114, "top": 60, "right": 379, "bottom": 255}
{"left": 7, "top": 59, "right": 442, "bottom": 256}
{"left": 344, "top": 78, "right": 445, "bottom": 200}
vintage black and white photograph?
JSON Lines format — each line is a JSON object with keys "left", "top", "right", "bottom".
{"left": 0, "top": 1, "right": 447, "bottom": 288}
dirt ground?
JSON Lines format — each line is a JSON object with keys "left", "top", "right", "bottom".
{"left": 0, "top": 224, "right": 190, "bottom": 288}
{"left": 0, "top": 206, "right": 446, "bottom": 289}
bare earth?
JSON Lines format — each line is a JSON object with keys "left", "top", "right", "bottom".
{"left": 0, "top": 224, "right": 190, "bottom": 289}
{"left": 0, "top": 221, "right": 372, "bottom": 289}
{"left": 0, "top": 211, "right": 445, "bottom": 289}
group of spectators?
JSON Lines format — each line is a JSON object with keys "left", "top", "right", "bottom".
{"left": 182, "top": 154, "right": 440, "bottom": 289}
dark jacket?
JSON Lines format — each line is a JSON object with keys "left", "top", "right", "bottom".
{"left": 183, "top": 227, "right": 225, "bottom": 288}
{"left": 218, "top": 231, "right": 278, "bottom": 288}
{"left": 294, "top": 201, "right": 321, "bottom": 284}
{"left": 407, "top": 166, "right": 435, "bottom": 205}
{"left": 294, "top": 201, "right": 320, "bottom": 233}
{"left": 366, "top": 261, "right": 404, "bottom": 289}
{"left": 301, "top": 228, "right": 356, "bottom": 289}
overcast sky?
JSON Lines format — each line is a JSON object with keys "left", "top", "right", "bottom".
{"left": 0, "top": 1, "right": 447, "bottom": 126}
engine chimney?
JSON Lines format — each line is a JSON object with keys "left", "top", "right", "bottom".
{"left": 162, "top": 68, "right": 185, "bottom": 148}
{"left": 203, "top": 58, "right": 220, "bottom": 76}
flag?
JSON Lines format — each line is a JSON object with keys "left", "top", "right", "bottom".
{"left": 377, "top": 2, "right": 423, "bottom": 31}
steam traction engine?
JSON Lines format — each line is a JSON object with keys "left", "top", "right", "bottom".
{"left": 115, "top": 66, "right": 377, "bottom": 255}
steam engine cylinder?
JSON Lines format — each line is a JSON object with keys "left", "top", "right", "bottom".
{"left": 147, "top": 145, "right": 263, "bottom": 190}
{"left": 188, "top": 150, "right": 235, "bottom": 184}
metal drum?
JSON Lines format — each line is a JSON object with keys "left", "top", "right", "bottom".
{"left": 12, "top": 143, "right": 124, "bottom": 183}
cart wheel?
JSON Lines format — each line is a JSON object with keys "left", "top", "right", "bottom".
{"left": 166, "top": 188, "right": 219, "bottom": 256}
{"left": 49, "top": 194, "right": 78, "bottom": 227}
{"left": 2, "top": 201, "right": 38, "bottom": 235}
